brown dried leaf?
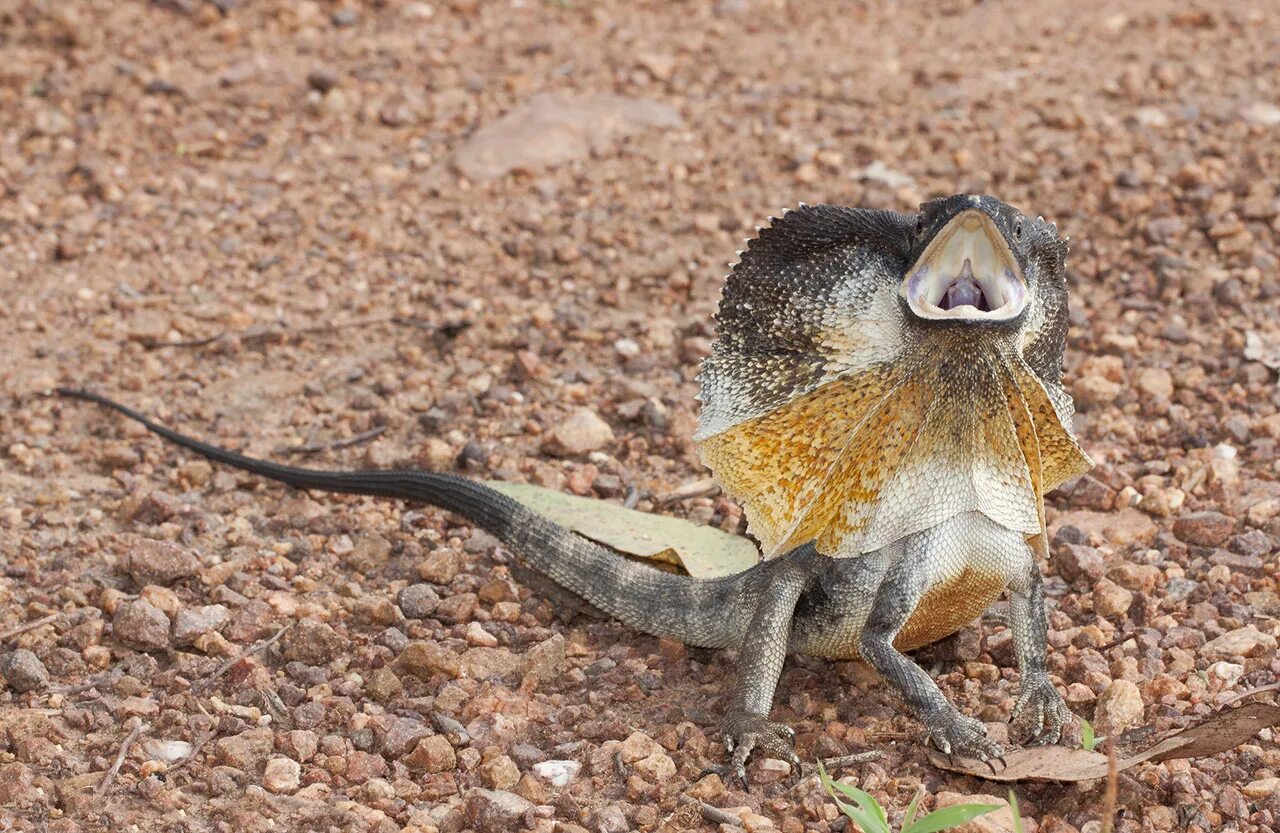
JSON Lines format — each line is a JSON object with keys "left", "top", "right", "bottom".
{"left": 927, "top": 702, "right": 1280, "bottom": 782}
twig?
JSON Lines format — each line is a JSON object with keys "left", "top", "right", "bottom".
{"left": 1099, "top": 736, "right": 1118, "bottom": 833}
{"left": 0, "top": 613, "right": 59, "bottom": 641}
{"left": 820, "top": 751, "right": 883, "bottom": 770}
{"left": 1219, "top": 681, "right": 1280, "bottom": 709}
{"left": 677, "top": 794, "right": 742, "bottom": 827}
{"left": 140, "top": 332, "right": 224, "bottom": 350}
{"left": 192, "top": 626, "right": 289, "bottom": 694}
{"left": 50, "top": 667, "right": 124, "bottom": 696}
{"left": 1098, "top": 632, "right": 1138, "bottom": 652}
{"left": 282, "top": 425, "right": 387, "bottom": 456}
{"left": 141, "top": 315, "right": 440, "bottom": 351}
{"left": 96, "top": 719, "right": 148, "bottom": 795}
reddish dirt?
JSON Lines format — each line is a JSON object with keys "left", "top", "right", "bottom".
{"left": 3, "top": 1, "right": 1280, "bottom": 831}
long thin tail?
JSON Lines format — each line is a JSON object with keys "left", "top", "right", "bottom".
{"left": 57, "top": 388, "right": 755, "bottom": 649}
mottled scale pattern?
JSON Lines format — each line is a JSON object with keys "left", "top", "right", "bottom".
{"left": 696, "top": 201, "right": 1091, "bottom": 562}
{"left": 695, "top": 205, "right": 915, "bottom": 440}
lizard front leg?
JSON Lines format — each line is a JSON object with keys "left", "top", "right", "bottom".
{"left": 712, "top": 559, "right": 808, "bottom": 784}
{"left": 858, "top": 540, "right": 1004, "bottom": 761}
{"left": 1008, "top": 555, "right": 1072, "bottom": 744}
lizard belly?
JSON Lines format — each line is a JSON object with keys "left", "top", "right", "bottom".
{"left": 792, "top": 511, "right": 1032, "bottom": 659}
{"left": 894, "top": 512, "right": 1032, "bottom": 651}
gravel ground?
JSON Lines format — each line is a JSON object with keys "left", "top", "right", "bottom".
{"left": 3, "top": 1, "right": 1280, "bottom": 831}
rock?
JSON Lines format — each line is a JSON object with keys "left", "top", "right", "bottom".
{"left": 345, "top": 750, "right": 389, "bottom": 782}
{"left": 263, "top": 756, "right": 301, "bottom": 794}
{"left": 1051, "top": 544, "right": 1105, "bottom": 584}
{"left": 454, "top": 92, "right": 682, "bottom": 181}
{"left": 933, "top": 792, "right": 1018, "bottom": 832}
{"left": 364, "top": 666, "right": 403, "bottom": 701}
{"left": 1243, "top": 778, "right": 1280, "bottom": 799}
{"left": 347, "top": 535, "right": 392, "bottom": 574}
{"left": 215, "top": 727, "right": 275, "bottom": 770}
{"left": 460, "top": 647, "right": 524, "bottom": 681}
{"left": 524, "top": 633, "right": 567, "bottom": 685}
{"left": 1173, "top": 511, "right": 1236, "bottom": 547}
{"left": 479, "top": 754, "right": 520, "bottom": 790}
{"left": 398, "top": 584, "right": 441, "bottom": 618}
{"left": 465, "top": 788, "right": 535, "bottom": 833}
{"left": 405, "top": 734, "right": 456, "bottom": 772}
{"left": 418, "top": 549, "right": 462, "bottom": 584}
{"left": 112, "top": 600, "right": 171, "bottom": 650}
{"left": 465, "top": 621, "right": 499, "bottom": 647}
{"left": 172, "top": 604, "right": 230, "bottom": 645}
{"left": 618, "top": 731, "right": 664, "bottom": 763}
{"left": 278, "top": 730, "right": 318, "bottom": 762}
{"left": 1242, "top": 102, "right": 1280, "bottom": 127}
{"left": 532, "top": 759, "right": 580, "bottom": 788}
{"left": 1092, "top": 578, "right": 1133, "bottom": 618}
{"left": 1093, "top": 679, "right": 1144, "bottom": 736}
{"left": 1234, "top": 529, "right": 1274, "bottom": 557}
{"left": 1134, "top": 367, "right": 1174, "bottom": 400}
{"left": 1073, "top": 375, "right": 1121, "bottom": 410}
{"left": 633, "top": 751, "right": 677, "bottom": 780}
{"left": 120, "top": 537, "right": 199, "bottom": 586}
{"left": 1049, "top": 509, "right": 1157, "bottom": 548}
{"left": 281, "top": 619, "right": 347, "bottom": 666}
{"left": 141, "top": 739, "right": 193, "bottom": 764}
{"left": 305, "top": 59, "right": 340, "bottom": 89}
{"left": 379, "top": 716, "right": 431, "bottom": 758}
{"left": 434, "top": 592, "right": 477, "bottom": 623}
{"left": 1108, "top": 563, "right": 1161, "bottom": 593}
{"left": 0, "top": 649, "right": 49, "bottom": 693}
{"left": 418, "top": 437, "right": 455, "bottom": 470}
{"left": 541, "top": 408, "right": 615, "bottom": 457}
{"left": 0, "top": 762, "right": 35, "bottom": 805}
{"left": 398, "top": 640, "right": 461, "bottom": 678}
{"left": 1202, "top": 626, "right": 1277, "bottom": 659}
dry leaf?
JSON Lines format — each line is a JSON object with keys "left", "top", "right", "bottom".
{"left": 927, "top": 702, "right": 1280, "bottom": 782}
{"left": 484, "top": 481, "right": 759, "bottom": 579}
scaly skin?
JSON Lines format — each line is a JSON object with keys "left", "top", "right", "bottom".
{"left": 56, "top": 194, "right": 1089, "bottom": 783}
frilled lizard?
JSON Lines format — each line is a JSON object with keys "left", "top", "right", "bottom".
{"left": 58, "top": 194, "right": 1091, "bottom": 782}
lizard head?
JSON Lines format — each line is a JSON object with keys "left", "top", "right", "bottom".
{"left": 900, "top": 194, "right": 1067, "bottom": 332}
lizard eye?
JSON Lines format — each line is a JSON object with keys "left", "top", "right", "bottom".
{"left": 915, "top": 217, "right": 925, "bottom": 237}
{"left": 1014, "top": 220, "right": 1023, "bottom": 240}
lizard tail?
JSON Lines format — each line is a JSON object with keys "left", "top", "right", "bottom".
{"left": 56, "top": 388, "right": 754, "bottom": 649}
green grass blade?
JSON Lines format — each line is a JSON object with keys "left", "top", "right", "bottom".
{"left": 817, "top": 763, "right": 890, "bottom": 833}
{"left": 902, "top": 786, "right": 925, "bottom": 831}
{"left": 1008, "top": 790, "right": 1024, "bottom": 833}
{"left": 1080, "top": 716, "right": 1095, "bottom": 750}
{"left": 906, "top": 803, "right": 1003, "bottom": 833}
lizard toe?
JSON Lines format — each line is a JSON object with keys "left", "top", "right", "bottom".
{"left": 925, "top": 710, "right": 1003, "bottom": 762}
{"left": 1013, "top": 676, "right": 1072, "bottom": 746}
{"left": 716, "top": 710, "right": 801, "bottom": 786}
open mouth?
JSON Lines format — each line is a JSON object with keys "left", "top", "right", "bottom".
{"left": 901, "top": 209, "right": 1027, "bottom": 322}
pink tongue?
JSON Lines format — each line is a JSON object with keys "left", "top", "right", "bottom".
{"left": 943, "top": 278, "right": 988, "bottom": 311}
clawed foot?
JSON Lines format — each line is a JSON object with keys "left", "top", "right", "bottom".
{"left": 703, "top": 709, "right": 800, "bottom": 789}
{"left": 1012, "top": 674, "right": 1072, "bottom": 745}
{"left": 923, "top": 708, "right": 1005, "bottom": 767}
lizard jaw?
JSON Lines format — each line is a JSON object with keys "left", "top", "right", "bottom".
{"left": 901, "top": 209, "right": 1027, "bottom": 322}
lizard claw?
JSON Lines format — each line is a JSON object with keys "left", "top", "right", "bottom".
{"left": 706, "top": 710, "right": 800, "bottom": 789}
{"left": 1012, "top": 674, "right": 1071, "bottom": 746}
{"left": 924, "top": 709, "right": 1004, "bottom": 761}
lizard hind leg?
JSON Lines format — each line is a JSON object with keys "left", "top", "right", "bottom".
{"left": 857, "top": 525, "right": 1005, "bottom": 762}
{"left": 705, "top": 547, "right": 821, "bottom": 786}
